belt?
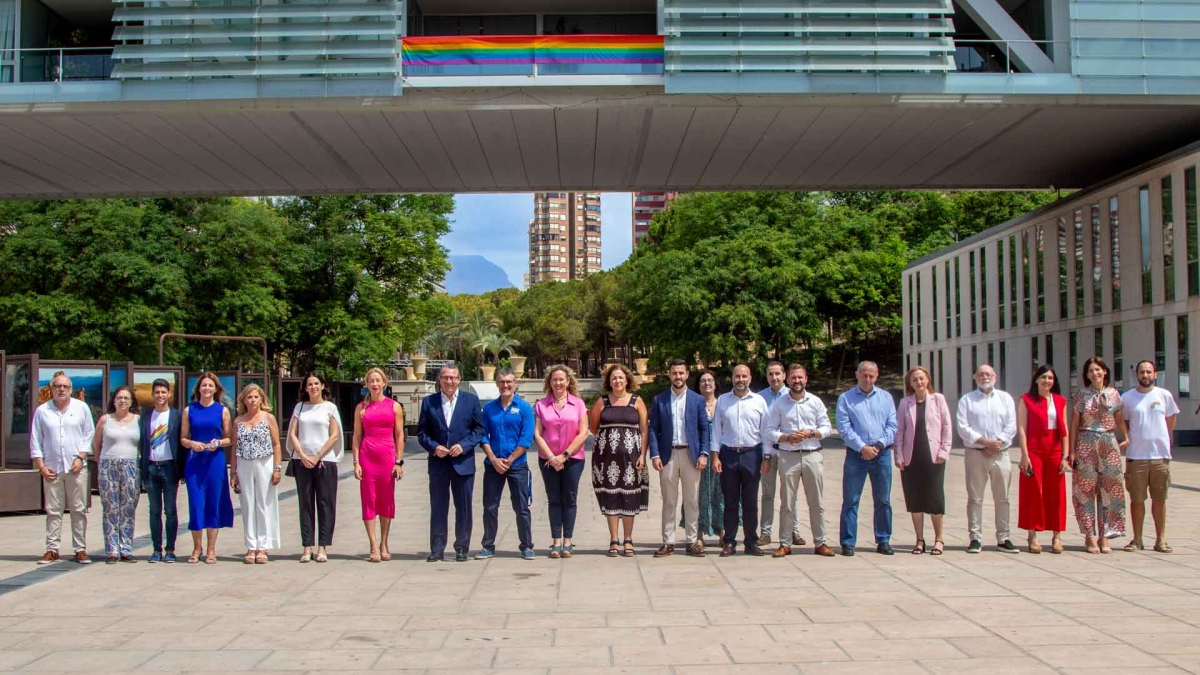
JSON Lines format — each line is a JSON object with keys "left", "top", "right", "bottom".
{"left": 149, "top": 460, "right": 174, "bottom": 466}
{"left": 671, "top": 444, "right": 689, "bottom": 450}
{"left": 722, "top": 444, "right": 761, "bottom": 453}
{"left": 781, "top": 447, "right": 822, "bottom": 453}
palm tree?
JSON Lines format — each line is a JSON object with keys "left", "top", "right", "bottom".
{"left": 481, "top": 332, "right": 519, "bottom": 365}
{"left": 460, "top": 309, "right": 501, "bottom": 367}
{"left": 420, "top": 325, "right": 457, "bottom": 360}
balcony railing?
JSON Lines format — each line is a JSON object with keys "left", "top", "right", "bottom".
{"left": 953, "top": 39, "right": 1068, "bottom": 73}
{"left": 401, "top": 34, "right": 663, "bottom": 77}
{"left": 0, "top": 47, "right": 114, "bottom": 83}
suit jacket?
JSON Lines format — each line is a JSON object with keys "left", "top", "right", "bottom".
{"left": 138, "top": 406, "right": 185, "bottom": 484}
{"left": 894, "top": 393, "right": 953, "bottom": 467}
{"left": 647, "top": 388, "right": 711, "bottom": 465}
{"left": 417, "top": 390, "right": 486, "bottom": 476}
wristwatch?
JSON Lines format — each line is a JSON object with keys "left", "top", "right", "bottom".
{"left": 273, "top": 464, "right": 282, "bottom": 472}
{"left": 395, "top": 459, "right": 405, "bottom": 466}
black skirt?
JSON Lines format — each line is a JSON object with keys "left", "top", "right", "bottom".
{"left": 901, "top": 400, "right": 946, "bottom": 515}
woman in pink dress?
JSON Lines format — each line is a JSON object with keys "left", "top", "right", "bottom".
{"left": 352, "top": 368, "right": 405, "bottom": 563}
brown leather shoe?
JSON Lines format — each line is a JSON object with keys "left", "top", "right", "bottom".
{"left": 719, "top": 544, "right": 735, "bottom": 557}
{"left": 654, "top": 544, "right": 675, "bottom": 558}
{"left": 38, "top": 550, "right": 59, "bottom": 565}
{"left": 686, "top": 542, "right": 706, "bottom": 557}
{"left": 814, "top": 544, "right": 835, "bottom": 557}
{"left": 74, "top": 551, "right": 92, "bottom": 565}
{"left": 772, "top": 545, "right": 791, "bottom": 558}
{"left": 792, "top": 533, "right": 808, "bottom": 546}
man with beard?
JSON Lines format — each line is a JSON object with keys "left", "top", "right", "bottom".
{"left": 1121, "top": 360, "right": 1179, "bottom": 553}
{"left": 712, "top": 364, "right": 770, "bottom": 557}
{"left": 648, "top": 359, "right": 710, "bottom": 557}
{"left": 763, "top": 364, "right": 834, "bottom": 557}
{"left": 956, "top": 364, "right": 1019, "bottom": 554}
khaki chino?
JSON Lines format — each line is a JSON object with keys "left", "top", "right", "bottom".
{"left": 964, "top": 447, "right": 1012, "bottom": 544}
{"left": 661, "top": 448, "right": 702, "bottom": 545}
{"left": 777, "top": 449, "right": 826, "bottom": 546}
{"left": 44, "top": 468, "right": 89, "bottom": 553}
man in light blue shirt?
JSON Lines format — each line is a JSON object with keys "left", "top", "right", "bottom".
{"left": 836, "top": 361, "right": 898, "bottom": 557}
{"left": 477, "top": 368, "right": 536, "bottom": 560}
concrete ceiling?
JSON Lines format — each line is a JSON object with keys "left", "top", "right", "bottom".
{"left": 0, "top": 92, "right": 1197, "bottom": 198}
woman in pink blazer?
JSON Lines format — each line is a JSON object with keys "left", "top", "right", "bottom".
{"left": 894, "top": 366, "right": 953, "bottom": 555}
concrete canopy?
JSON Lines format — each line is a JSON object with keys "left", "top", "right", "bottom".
{"left": 1, "top": 88, "right": 1199, "bottom": 198}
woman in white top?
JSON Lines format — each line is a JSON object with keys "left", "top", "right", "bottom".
{"left": 93, "top": 386, "right": 142, "bottom": 564}
{"left": 287, "top": 374, "right": 343, "bottom": 563}
{"left": 231, "top": 384, "right": 283, "bottom": 565}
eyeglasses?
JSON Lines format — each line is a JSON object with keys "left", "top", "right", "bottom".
{"left": 51, "top": 385, "right": 71, "bottom": 390}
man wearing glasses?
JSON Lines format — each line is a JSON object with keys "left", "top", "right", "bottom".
{"left": 31, "top": 373, "right": 96, "bottom": 564}
{"left": 477, "top": 368, "right": 536, "bottom": 560}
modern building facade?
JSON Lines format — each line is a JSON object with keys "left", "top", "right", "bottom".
{"left": 528, "top": 191, "right": 601, "bottom": 285}
{"left": 903, "top": 141, "right": 1200, "bottom": 437}
{"left": 632, "top": 191, "right": 676, "bottom": 246}
{"left": 1, "top": 0, "right": 1200, "bottom": 197}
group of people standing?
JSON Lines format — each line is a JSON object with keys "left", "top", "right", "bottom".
{"left": 27, "top": 355, "right": 1178, "bottom": 564}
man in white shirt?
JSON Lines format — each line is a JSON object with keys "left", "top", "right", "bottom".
{"left": 30, "top": 373, "right": 95, "bottom": 564}
{"left": 711, "top": 364, "right": 770, "bottom": 557}
{"left": 1121, "top": 360, "right": 1179, "bottom": 553}
{"left": 764, "top": 364, "right": 834, "bottom": 557}
{"left": 648, "top": 359, "right": 710, "bottom": 557}
{"left": 956, "top": 364, "right": 1019, "bottom": 554}
{"left": 758, "top": 361, "right": 803, "bottom": 547}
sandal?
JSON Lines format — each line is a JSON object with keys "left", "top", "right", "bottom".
{"left": 1123, "top": 541, "right": 1143, "bottom": 552}
{"left": 930, "top": 540, "right": 945, "bottom": 556}
{"left": 548, "top": 546, "right": 562, "bottom": 559}
{"left": 607, "top": 540, "right": 620, "bottom": 558}
{"left": 255, "top": 551, "right": 268, "bottom": 564}
{"left": 912, "top": 539, "right": 926, "bottom": 555}
{"left": 380, "top": 546, "right": 391, "bottom": 562}
{"left": 1028, "top": 537, "right": 1042, "bottom": 554}
{"left": 1051, "top": 536, "right": 1064, "bottom": 554}
{"left": 562, "top": 544, "right": 574, "bottom": 558}
{"left": 368, "top": 547, "right": 381, "bottom": 563}
{"left": 1085, "top": 536, "right": 1101, "bottom": 555}
{"left": 300, "top": 550, "right": 312, "bottom": 564}
{"left": 315, "top": 552, "right": 328, "bottom": 563}
{"left": 244, "top": 551, "right": 256, "bottom": 565}
{"left": 187, "top": 550, "right": 202, "bottom": 564}
{"left": 205, "top": 552, "right": 217, "bottom": 565}
{"left": 622, "top": 539, "right": 635, "bottom": 557}
{"left": 1155, "top": 540, "right": 1174, "bottom": 554}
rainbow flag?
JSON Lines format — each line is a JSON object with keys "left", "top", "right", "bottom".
{"left": 401, "top": 35, "right": 664, "bottom": 67}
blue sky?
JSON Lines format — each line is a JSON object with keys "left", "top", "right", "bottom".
{"left": 444, "top": 192, "right": 634, "bottom": 289}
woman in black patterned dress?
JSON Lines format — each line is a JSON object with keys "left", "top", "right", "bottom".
{"left": 590, "top": 363, "right": 649, "bottom": 558}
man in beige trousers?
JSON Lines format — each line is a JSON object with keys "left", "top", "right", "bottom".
{"left": 956, "top": 364, "right": 1019, "bottom": 554}
{"left": 31, "top": 373, "right": 96, "bottom": 564}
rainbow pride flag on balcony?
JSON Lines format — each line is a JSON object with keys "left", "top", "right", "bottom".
{"left": 401, "top": 35, "right": 664, "bottom": 67}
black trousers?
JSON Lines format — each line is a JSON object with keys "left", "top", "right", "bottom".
{"left": 720, "top": 445, "right": 762, "bottom": 547}
{"left": 294, "top": 460, "right": 338, "bottom": 547}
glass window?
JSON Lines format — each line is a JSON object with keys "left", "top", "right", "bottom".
{"left": 1188, "top": 167, "right": 1198, "bottom": 297}
{"left": 971, "top": 345, "right": 978, "bottom": 375}
{"left": 955, "top": 257, "right": 962, "bottom": 337}
{"left": 1111, "top": 197, "right": 1121, "bottom": 311}
{"left": 1095, "top": 326, "right": 1103, "bottom": 359}
{"left": 969, "top": 251, "right": 977, "bottom": 335}
{"left": 917, "top": 272, "right": 922, "bottom": 343}
{"left": 1010, "top": 235, "right": 1018, "bottom": 326}
{"left": 1114, "top": 324, "right": 1124, "bottom": 388}
{"left": 1155, "top": 317, "right": 1166, "bottom": 372}
{"left": 1069, "top": 331, "right": 1078, "bottom": 382}
{"left": 1032, "top": 336, "right": 1039, "bottom": 369}
{"left": 1141, "top": 185, "right": 1152, "bottom": 305}
{"left": 1062, "top": 215, "right": 1072, "bottom": 319}
{"left": 1000, "top": 341, "right": 1007, "bottom": 390}
{"left": 1092, "top": 205, "right": 1102, "bottom": 314}
{"left": 1036, "top": 224, "right": 1046, "bottom": 322}
{"left": 1022, "top": 231, "right": 1031, "bottom": 325}
{"left": 933, "top": 266, "right": 939, "bottom": 340}
{"left": 543, "top": 14, "right": 657, "bottom": 35}
{"left": 1164, "top": 176, "right": 1176, "bottom": 302}
{"left": 987, "top": 342, "right": 995, "bottom": 369}
{"left": 938, "top": 350, "right": 945, "bottom": 392}
{"left": 906, "top": 354, "right": 911, "bottom": 371}
{"left": 997, "top": 241, "right": 1006, "bottom": 330}
{"left": 908, "top": 274, "right": 914, "bottom": 346}
{"left": 980, "top": 247, "right": 988, "bottom": 332}
{"left": 945, "top": 261, "right": 953, "bottom": 339}
{"left": 956, "top": 347, "right": 963, "bottom": 396}
{"left": 1046, "top": 334, "right": 1054, "bottom": 367}
{"left": 1180, "top": 315, "right": 1190, "bottom": 398}
{"left": 918, "top": 352, "right": 923, "bottom": 366}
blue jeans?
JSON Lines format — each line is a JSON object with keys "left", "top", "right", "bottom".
{"left": 481, "top": 462, "right": 534, "bottom": 551}
{"left": 839, "top": 448, "right": 893, "bottom": 548}
{"left": 145, "top": 462, "right": 180, "bottom": 553}
{"left": 540, "top": 457, "right": 583, "bottom": 539}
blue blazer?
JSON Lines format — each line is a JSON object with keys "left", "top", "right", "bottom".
{"left": 138, "top": 407, "right": 184, "bottom": 485}
{"left": 417, "top": 391, "right": 486, "bottom": 476}
{"left": 648, "top": 388, "right": 711, "bottom": 465}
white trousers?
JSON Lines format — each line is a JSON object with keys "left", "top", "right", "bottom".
{"left": 965, "top": 448, "right": 1012, "bottom": 544}
{"left": 661, "top": 450, "right": 701, "bottom": 544}
{"left": 237, "top": 457, "right": 281, "bottom": 551}
{"left": 44, "top": 468, "right": 88, "bottom": 553}
{"left": 778, "top": 450, "right": 827, "bottom": 546}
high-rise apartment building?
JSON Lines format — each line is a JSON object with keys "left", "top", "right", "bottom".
{"left": 528, "top": 192, "right": 602, "bottom": 285}
{"left": 632, "top": 191, "right": 677, "bottom": 246}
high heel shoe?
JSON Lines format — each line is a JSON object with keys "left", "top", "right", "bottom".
{"left": 1027, "top": 536, "right": 1042, "bottom": 554}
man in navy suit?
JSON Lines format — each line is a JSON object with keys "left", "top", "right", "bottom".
{"left": 138, "top": 379, "right": 185, "bottom": 564}
{"left": 417, "top": 365, "right": 486, "bottom": 562}
{"left": 649, "top": 359, "right": 711, "bottom": 558}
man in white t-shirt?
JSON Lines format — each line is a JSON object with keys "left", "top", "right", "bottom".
{"left": 1121, "top": 360, "right": 1179, "bottom": 553}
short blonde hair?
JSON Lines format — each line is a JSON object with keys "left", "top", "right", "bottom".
{"left": 602, "top": 363, "right": 638, "bottom": 394}
{"left": 236, "top": 383, "right": 272, "bottom": 414}
{"left": 542, "top": 365, "right": 579, "bottom": 396}
{"left": 363, "top": 367, "right": 389, "bottom": 385}
{"left": 904, "top": 366, "right": 935, "bottom": 397}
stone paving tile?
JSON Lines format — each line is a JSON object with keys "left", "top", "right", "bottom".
{"left": 674, "top": 665, "right": 800, "bottom": 675}
{"left": 376, "top": 647, "right": 497, "bottom": 670}
{"left": 256, "top": 648, "right": 383, "bottom": 670}
{"left": 1025, "top": 644, "right": 1171, "bottom": 669}
{"left": 835, "top": 638, "right": 968, "bottom": 661}
{"left": 724, "top": 640, "right": 848, "bottom": 664}
{"left": 21, "top": 649, "right": 158, "bottom": 671}
{"left": 659, "top": 624, "right": 775, "bottom": 646}
{"left": 989, "top": 624, "right": 1121, "bottom": 646}
{"left": 869, "top": 619, "right": 989, "bottom": 639}
{"left": 611, "top": 643, "right": 730, "bottom": 666}
{"left": 552, "top": 626, "right": 663, "bottom": 647}
{"left": 920, "top": 656, "right": 1059, "bottom": 674}
{"left": 135, "top": 649, "right": 271, "bottom": 671}
{"left": 493, "top": 645, "right": 609, "bottom": 669}
{"left": 947, "top": 635, "right": 1027, "bottom": 658}
{"left": 796, "top": 659, "right": 925, "bottom": 675}
{"left": 0, "top": 649, "right": 49, "bottom": 671}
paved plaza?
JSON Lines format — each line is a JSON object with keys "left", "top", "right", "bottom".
{"left": 4, "top": 441, "right": 1200, "bottom": 674}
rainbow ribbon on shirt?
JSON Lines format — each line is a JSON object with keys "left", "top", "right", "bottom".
{"left": 150, "top": 422, "right": 169, "bottom": 449}
{"left": 400, "top": 35, "right": 665, "bottom": 66}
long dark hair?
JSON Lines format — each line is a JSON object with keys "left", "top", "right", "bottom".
{"left": 1027, "top": 365, "right": 1061, "bottom": 398}
{"left": 300, "top": 373, "right": 331, "bottom": 403}
{"left": 106, "top": 385, "right": 140, "bottom": 415}
{"left": 1080, "top": 357, "right": 1111, "bottom": 389}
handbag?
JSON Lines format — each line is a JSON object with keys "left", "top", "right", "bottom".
{"left": 284, "top": 402, "right": 302, "bottom": 477}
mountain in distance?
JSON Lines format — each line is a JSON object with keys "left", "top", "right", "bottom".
{"left": 445, "top": 255, "right": 515, "bottom": 295}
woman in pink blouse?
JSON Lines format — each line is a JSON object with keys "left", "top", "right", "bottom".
{"left": 533, "top": 365, "right": 591, "bottom": 559}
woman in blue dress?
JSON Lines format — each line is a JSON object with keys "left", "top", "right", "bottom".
{"left": 181, "top": 372, "right": 234, "bottom": 564}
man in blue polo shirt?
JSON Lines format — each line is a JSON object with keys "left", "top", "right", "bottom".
{"left": 478, "top": 367, "right": 536, "bottom": 560}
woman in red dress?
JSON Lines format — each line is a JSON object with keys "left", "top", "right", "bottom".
{"left": 1017, "top": 365, "right": 1070, "bottom": 554}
